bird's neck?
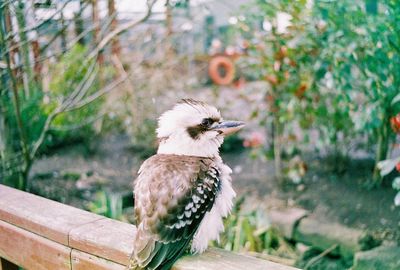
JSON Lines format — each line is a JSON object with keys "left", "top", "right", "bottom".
{"left": 157, "top": 132, "right": 223, "bottom": 158}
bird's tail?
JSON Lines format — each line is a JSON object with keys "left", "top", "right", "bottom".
{"left": 125, "top": 228, "right": 157, "bottom": 270}
{"left": 125, "top": 228, "right": 191, "bottom": 270}
{"left": 125, "top": 252, "right": 140, "bottom": 270}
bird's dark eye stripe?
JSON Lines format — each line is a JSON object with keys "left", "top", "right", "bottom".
{"left": 201, "top": 118, "right": 214, "bottom": 127}
{"left": 187, "top": 117, "right": 220, "bottom": 139}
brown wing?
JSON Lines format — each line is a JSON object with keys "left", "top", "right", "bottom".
{"left": 128, "top": 154, "right": 220, "bottom": 270}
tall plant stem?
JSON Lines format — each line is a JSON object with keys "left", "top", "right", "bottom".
{"left": 0, "top": 4, "right": 31, "bottom": 190}
{"left": 15, "top": 0, "right": 36, "bottom": 98}
{"left": 372, "top": 116, "right": 390, "bottom": 184}
{"left": 273, "top": 113, "right": 283, "bottom": 182}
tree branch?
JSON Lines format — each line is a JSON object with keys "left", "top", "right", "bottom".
{"left": 60, "top": 60, "right": 98, "bottom": 110}
{"left": 28, "top": 0, "right": 157, "bottom": 174}
{"left": 304, "top": 244, "right": 338, "bottom": 270}
{"left": 30, "top": 72, "right": 129, "bottom": 159}
{"left": 0, "top": 6, "right": 31, "bottom": 187}
{"left": 49, "top": 111, "right": 106, "bottom": 132}
{"left": 64, "top": 73, "right": 129, "bottom": 112}
{"left": 5, "top": 0, "right": 74, "bottom": 39}
{"left": 88, "top": 0, "right": 157, "bottom": 60}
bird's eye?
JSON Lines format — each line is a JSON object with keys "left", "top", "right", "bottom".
{"left": 201, "top": 118, "right": 213, "bottom": 127}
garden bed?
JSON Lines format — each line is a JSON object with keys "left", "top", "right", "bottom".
{"left": 29, "top": 133, "right": 400, "bottom": 269}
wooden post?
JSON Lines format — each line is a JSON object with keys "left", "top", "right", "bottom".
{"left": 15, "top": 0, "right": 38, "bottom": 97}
{"left": 25, "top": 0, "right": 41, "bottom": 85}
{"left": 92, "top": 0, "right": 103, "bottom": 65}
{"left": 60, "top": 9, "right": 67, "bottom": 52}
{"left": 165, "top": 0, "right": 174, "bottom": 58}
{"left": 0, "top": 1, "right": 31, "bottom": 190}
{"left": 0, "top": 0, "right": 11, "bottom": 186}
{"left": 31, "top": 40, "right": 41, "bottom": 83}
{"left": 4, "top": 5, "right": 17, "bottom": 78}
{"left": 108, "top": 0, "right": 121, "bottom": 57}
{"left": 74, "top": 0, "right": 85, "bottom": 45}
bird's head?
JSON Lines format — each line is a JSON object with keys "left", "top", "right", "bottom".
{"left": 156, "top": 99, "right": 244, "bottom": 157}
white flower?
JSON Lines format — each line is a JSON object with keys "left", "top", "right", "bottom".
{"left": 392, "top": 177, "right": 400, "bottom": 190}
{"left": 394, "top": 192, "right": 400, "bottom": 206}
{"left": 376, "top": 159, "right": 396, "bottom": 177}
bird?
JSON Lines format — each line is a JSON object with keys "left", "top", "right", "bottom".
{"left": 127, "top": 99, "right": 244, "bottom": 270}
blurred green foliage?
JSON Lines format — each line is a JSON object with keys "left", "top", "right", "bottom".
{"left": 236, "top": 0, "right": 400, "bottom": 186}
{"left": 45, "top": 44, "right": 104, "bottom": 151}
{"left": 0, "top": 44, "right": 105, "bottom": 189}
{"left": 87, "top": 190, "right": 124, "bottom": 220}
{"left": 211, "top": 197, "right": 296, "bottom": 259}
{"left": 297, "top": 247, "right": 352, "bottom": 270}
{"left": 220, "top": 133, "right": 245, "bottom": 153}
{"left": 314, "top": 0, "right": 400, "bottom": 182}
{"left": 236, "top": 0, "right": 329, "bottom": 182}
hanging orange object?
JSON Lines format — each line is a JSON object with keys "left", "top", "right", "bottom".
{"left": 208, "top": 56, "right": 235, "bottom": 85}
{"left": 391, "top": 113, "right": 400, "bottom": 133}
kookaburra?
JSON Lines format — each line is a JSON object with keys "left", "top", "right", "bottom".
{"left": 127, "top": 99, "right": 244, "bottom": 270}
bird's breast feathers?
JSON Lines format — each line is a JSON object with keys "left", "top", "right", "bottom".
{"left": 133, "top": 154, "right": 235, "bottom": 253}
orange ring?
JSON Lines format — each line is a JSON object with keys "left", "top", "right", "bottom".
{"left": 208, "top": 56, "right": 235, "bottom": 85}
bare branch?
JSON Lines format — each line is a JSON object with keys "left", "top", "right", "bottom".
{"left": 68, "top": 69, "right": 98, "bottom": 108}
{"left": 304, "top": 244, "right": 338, "bottom": 270}
{"left": 2, "top": 14, "right": 115, "bottom": 73}
{"left": 21, "top": 0, "right": 158, "bottom": 179}
{"left": 30, "top": 72, "right": 129, "bottom": 159}
{"left": 60, "top": 60, "right": 98, "bottom": 110}
{"left": 64, "top": 74, "right": 129, "bottom": 112}
{"left": 0, "top": 9, "right": 31, "bottom": 185}
{"left": 49, "top": 111, "right": 106, "bottom": 132}
{"left": 88, "top": 0, "right": 157, "bottom": 60}
{"left": 6, "top": 0, "right": 75, "bottom": 39}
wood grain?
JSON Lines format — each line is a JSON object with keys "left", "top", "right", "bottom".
{"left": 0, "top": 220, "right": 71, "bottom": 270}
{"left": 0, "top": 185, "right": 103, "bottom": 245}
{"left": 173, "top": 248, "right": 300, "bottom": 270}
{"left": 69, "top": 217, "right": 136, "bottom": 265}
{"left": 71, "top": 249, "right": 125, "bottom": 270}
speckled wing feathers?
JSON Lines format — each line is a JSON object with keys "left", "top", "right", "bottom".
{"left": 129, "top": 154, "right": 220, "bottom": 270}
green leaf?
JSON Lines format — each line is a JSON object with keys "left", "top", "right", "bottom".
{"left": 392, "top": 93, "right": 400, "bottom": 105}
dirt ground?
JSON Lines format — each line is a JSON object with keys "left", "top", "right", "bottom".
{"left": 226, "top": 151, "right": 400, "bottom": 243}
{"left": 31, "top": 134, "right": 400, "bottom": 244}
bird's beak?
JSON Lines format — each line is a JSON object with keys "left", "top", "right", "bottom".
{"left": 211, "top": 121, "right": 245, "bottom": 135}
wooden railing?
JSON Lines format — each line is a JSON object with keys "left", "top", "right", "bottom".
{"left": 0, "top": 184, "right": 299, "bottom": 270}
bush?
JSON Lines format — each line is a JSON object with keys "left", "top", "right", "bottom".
{"left": 0, "top": 44, "right": 106, "bottom": 189}
{"left": 211, "top": 197, "right": 297, "bottom": 259}
{"left": 235, "top": 0, "right": 400, "bottom": 188}
{"left": 44, "top": 44, "right": 105, "bottom": 151}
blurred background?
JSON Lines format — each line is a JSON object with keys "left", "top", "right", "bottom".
{"left": 0, "top": 0, "right": 399, "bottom": 269}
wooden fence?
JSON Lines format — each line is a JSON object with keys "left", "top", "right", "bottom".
{"left": 0, "top": 184, "right": 299, "bottom": 270}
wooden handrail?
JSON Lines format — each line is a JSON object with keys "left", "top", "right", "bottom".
{"left": 0, "top": 184, "right": 299, "bottom": 270}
